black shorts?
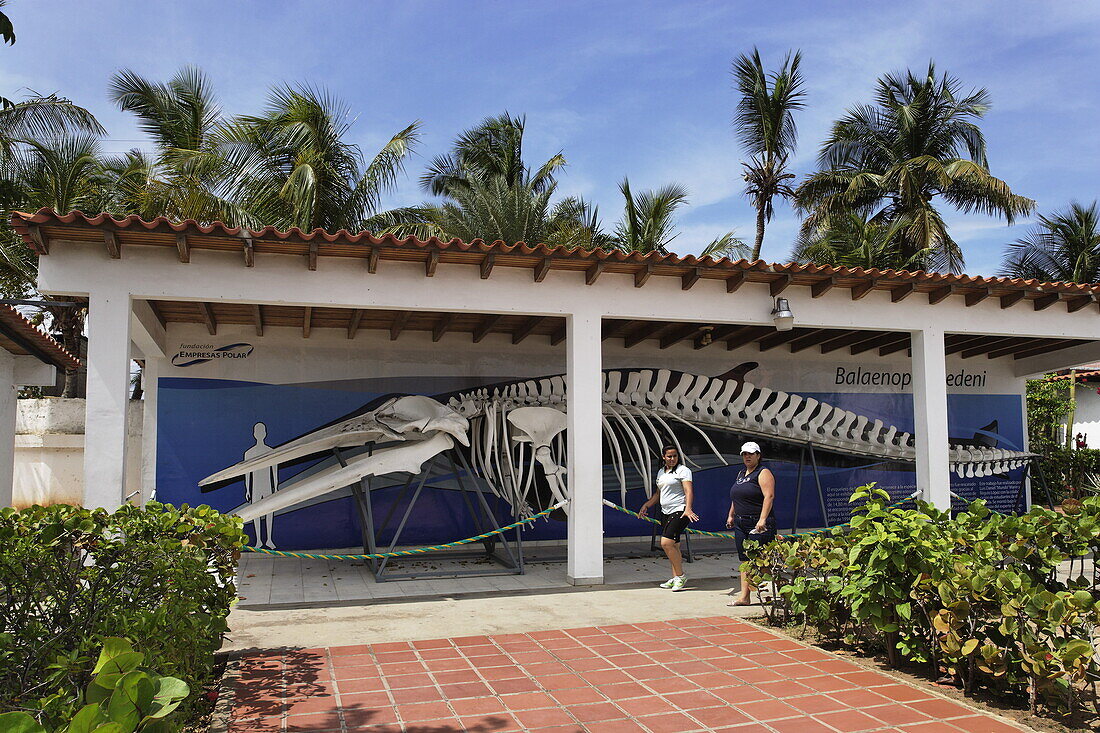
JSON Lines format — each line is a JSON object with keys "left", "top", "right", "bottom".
{"left": 659, "top": 508, "right": 691, "bottom": 542}
{"left": 732, "top": 516, "right": 776, "bottom": 561}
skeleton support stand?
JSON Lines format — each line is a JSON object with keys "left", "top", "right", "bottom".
{"left": 336, "top": 449, "right": 526, "bottom": 582}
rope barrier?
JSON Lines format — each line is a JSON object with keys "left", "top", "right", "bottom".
{"left": 241, "top": 501, "right": 567, "bottom": 560}
{"left": 602, "top": 490, "right": 921, "bottom": 541}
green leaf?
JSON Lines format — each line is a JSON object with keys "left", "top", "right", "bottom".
{"left": 1072, "top": 590, "right": 1094, "bottom": 608}
{"left": 897, "top": 602, "right": 911, "bottom": 620}
{"left": 66, "top": 705, "right": 108, "bottom": 733}
{"left": 144, "top": 676, "right": 189, "bottom": 720}
{"left": 961, "top": 639, "right": 979, "bottom": 656}
{"left": 0, "top": 712, "right": 47, "bottom": 733}
{"left": 107, "top": 671, "right": 155, "bottom": 732}
{"left": 92, "top": 639, "right": 138, "bottom": 675}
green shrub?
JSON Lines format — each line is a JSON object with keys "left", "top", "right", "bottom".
{"left": 1034, "top": 447, "right": 1100, "bottom": 503}
{"left": 747, "top": 485, "right": 1100, "bottom": 715}
{"left": 0, "top": 638, "right": 189, "bottom": 733}
{"left": 0, "top": 502, "right": 244, "bottom": 728}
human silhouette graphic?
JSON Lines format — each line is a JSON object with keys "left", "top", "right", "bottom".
{"left": 244, "top": 422, "right": 279, "bottom": 549}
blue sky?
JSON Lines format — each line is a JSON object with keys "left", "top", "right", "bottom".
{"left": 4, "top": 0, "right": 1099, "bottom": 276}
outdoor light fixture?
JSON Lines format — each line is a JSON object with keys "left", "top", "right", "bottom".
{"left": 772, "top": 297, "right": 794, "bottom": 331}
{"left": 698, "top": 326, "right": 714, "bottom": 346}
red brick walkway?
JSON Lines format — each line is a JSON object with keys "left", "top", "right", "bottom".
{"left": 226, "top": 616, "right": 1025, "bottom": 732}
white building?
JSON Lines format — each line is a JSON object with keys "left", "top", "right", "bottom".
{"left": 11, "top": 208, "right": 1100, "bottom": 585}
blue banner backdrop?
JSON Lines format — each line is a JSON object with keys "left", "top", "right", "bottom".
{"left": 157, "top": 377, "right": 1025, "bottom": 550}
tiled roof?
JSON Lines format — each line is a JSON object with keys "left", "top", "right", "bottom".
{"left": 11, "top": 209, "right": 1100, "bottom": 308}
{"left": 0, "top": 304, "right": 81, "bottom": 370}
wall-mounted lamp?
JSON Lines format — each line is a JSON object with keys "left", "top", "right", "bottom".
{"left": 772, "top": 297, "right": 794, "bottom": 331}
{"left": 698, "top": 326, "right": 714, "bottom": 346}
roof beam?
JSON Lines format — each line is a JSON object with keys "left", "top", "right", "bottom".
{"left": 635, "top": 263, "right": 654, "bottom": 288}
{"left": 696, "top": 323, "right": 747, "bottom": 350}
{"left": 1000, "top": 290, "right": 1025, "bottom": 309}
{"left": 681, "top": 267, "right": 701, "bottom": 290}
{"left": 302, "top": 307, "right": 312, "bottom": 338}
{"left": 659, "top": 323, "right": 701, "bottom": 349}
{"left": 851, "top": 332, "right": 907, "bottom": 355}
{"left": 425, "top": 250, "right": 439, "bottom": 277}
{"left": 390, "top": 310, "right": 408, "bottom": 341}
{"left": 946, "top": 334, "right": 999, "bottom": 355}
{"left": 811, "top": 277, "right": 835, "bottom": 298}
{"left": 789, "top": 329, "right": 840, "bottom": 353}
{"left": 347, "top": 309, "right": 363, "bottom": 339}
{"left": 243, "top": 237, "right": 254, "bottom": 267}
{"left": 175, "top": 233, "right": 190, "bottom": 263}
{"left": 197, "top": 302, "right": 216, "bottom": 335}
{"left": 961, "top": 336, "right": 1019, "bottom": 359}
{"left": 602, "top": 320, "right": 633, "bottom": 341}
{"left": 819, "top": 330, "right": 886, "bottom": 354}
{"left": 850, "top": 280, "right": 876, "bottom": 300}
{"left": 624, "top": 321, "right": 672, "bottom": 349}
{"left": 103, "top": 230, "right": 120, "bottom": 259}
{"left": 145, "top": 300, "right": 166, "bottom": 330}
{"left": 1033, "top": 293, "right": 1060, "bottom": 311}
{"left": 367, "top": 246, "right": 379, "bottom": 273}
{"left": 480, "top": 254, "right": 495, "bottom": 279}
{"left": 769, "top": 274, "right": 792, "bottom": 296}
{"left": 534, "top": 257, "right": 551, "bottom": 282}
{"left": 726, "top": 272, "right": 745, "bottom": 293}
{"left": 985, "top": 338, "right": 1048, "bottom": 360}
{"left": 307, "top": 241, "right": 318, "bottom": 271}
{"left": 964, "top": 288, "right": 989, "bottom": 307}
{"left": 585, "top": 261, "right": 604, "bottom": 285}
{"left": 550, "top": 325, "right": 566, "bottom": 346}
{"left": 1012, "top": 338, "right": 1085, "bottom": 362}
{"left": 726, "top": 325, "right": 773, "bottom": 351}
{"left": 432, "top": 313, "right": 455, "bottom": 342}
{"left": 890, "top": 284, "right": 914, "bottom": 302}
{"left": 879, "top": 337, "right": 912, "bottom": 357}
{"left": 513, "top": 316, "right": 546, "bottom": 345}
{"left": 473, "top": 314, "right": 502, "bottom": 342}
{"left": 27, "top": 224, "right": 47, "bottom": 254}
{"left": 928, "top": 285, "right": 954, "bottom": 305}
{"left": 757, "top": 328, "right": 806, "bottom": 352}
{"left": 252, "top": 305, "right": 263, "bottom": 337}
{"left": 1067, "top": 294, "right": 1094, "bottom": 313}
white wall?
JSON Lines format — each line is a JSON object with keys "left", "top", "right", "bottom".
{"left": 12, "top": 398, "right": 142, "bottom": 508}
{"left": 1073, "top": 388, "right": 1100, "bottom": 449}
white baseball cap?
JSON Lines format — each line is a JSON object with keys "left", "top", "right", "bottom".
{"left": 740, "top": 441, "right": 762, "bottom": 454}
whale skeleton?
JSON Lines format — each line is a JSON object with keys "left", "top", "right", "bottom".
{"left": 200, "top": 369, "right": 1032, "bottom": 523}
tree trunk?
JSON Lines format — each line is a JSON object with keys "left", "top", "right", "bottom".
{"left": 55, "top": 306, "right": 86, "bottom": 398}
{"left": 751, "top": 205, "right": 766, "bottom": 261}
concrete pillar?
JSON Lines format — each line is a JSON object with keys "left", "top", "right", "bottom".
{"left": 0, "top": 352, "right": 15, "bottom": 507}
{"left": 566, "top": 310, "right": 604, "bottom": 585}
{"left": 83, "top": 292, "right": 132, "bottom": 510}
{"left": 911, "top": 328, "right": 950, "bottom": 509}
{"left": 140, "top": 356, "right": 160, "bottom": 504}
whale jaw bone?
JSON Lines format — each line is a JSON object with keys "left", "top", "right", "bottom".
{"left": 234, "top": 432, "right": 455, "bottom": 522}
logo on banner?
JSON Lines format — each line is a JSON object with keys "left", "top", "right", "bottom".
{"left": 172, "top": 343, "right": 254, "bottom": 367}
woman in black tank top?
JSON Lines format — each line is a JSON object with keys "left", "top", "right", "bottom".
{"left": 725, "top": 441, "right": 776, "bottom": 606}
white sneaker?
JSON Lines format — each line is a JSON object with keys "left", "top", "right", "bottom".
{"left": 670, "top": 576, "right": 687, "bottom": 591}
{"left": 659, "top": 577, "right": 677, "bottom": 589}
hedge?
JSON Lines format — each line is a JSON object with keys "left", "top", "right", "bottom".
{"left": 0, "top": 502, "right": 245, "bottom": 729}
{"left": 746, "top": 485, "right": 1100, "bottom": 715}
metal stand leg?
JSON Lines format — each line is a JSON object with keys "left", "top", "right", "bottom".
{"left": 334, "top": 448, "right": 379, "bottom": 575}
{"left": 1031, "top": 459, "right": 1057, "bottom": 510}
{"left": 376, "top": 458, "right": 437, "bottom": 580}
{"left": 808, "top": 443, "right": 829, "bottom": 527}
{"left": 792, "top": 446, "right": 806, "bottom": 534}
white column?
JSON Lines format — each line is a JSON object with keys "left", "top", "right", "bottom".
{"left": 911, "top": 328, "right": 950, "bottom": 509}
{"left": 566, "top": 310, "right": 604, "bottom": 585}
{"left": 83, "top": 292, "right": 132, "bottom": 510}
{"left": 139, "top": 356, "right": 161, "bottom": 504}
{"left": 0, "top": 352, "right": 15, "bottom": 507}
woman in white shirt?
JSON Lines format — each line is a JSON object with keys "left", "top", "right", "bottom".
{"left": 638, "top": 445, "right": 699, "bottom": 591}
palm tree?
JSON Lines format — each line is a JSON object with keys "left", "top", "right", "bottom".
{"left": 421, "top": 113, "right": 564, "bottom": 198}
{"left": 0, "top": 133, "right": 116, "bottom": 394}
{"left": 611, "top": 178, "right": 743, "bottom": 257}
{"left": 222, "top": 84, "right": 422, "bottom": 232}
{"left": 1001, "top": 202, "right": 1100, "bottom": 284}
{"left": 109, "top": 67, "right": 249, "bottom": 224}
{"left": 795, "top": 63, "right": 1034, "bottom": 272}
{"left": 731, "top": 48, "right": 806, "bottom": 261}
{"left": 790, "top": 212, "right": 933, "bottom": 271}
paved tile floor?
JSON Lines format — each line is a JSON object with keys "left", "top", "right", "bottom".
{"left": 224, "top": 616, "right": 1027, "bottom": 732}
{"left": 237, "top": 541, "right": 740, "bottom": 609}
